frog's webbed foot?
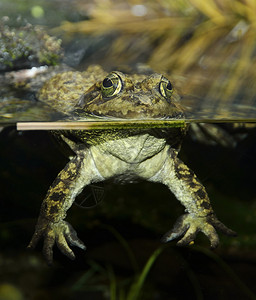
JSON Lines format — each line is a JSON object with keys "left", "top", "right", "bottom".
{"left": 28, "top": 217, "right": 86, "bottom": 264}
{"left": 162, "top": 213, "right": 236, "bottom": 249}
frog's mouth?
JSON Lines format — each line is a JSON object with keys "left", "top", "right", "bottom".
{"left": 79, "top": 104, "right": 184, "bottom": 120}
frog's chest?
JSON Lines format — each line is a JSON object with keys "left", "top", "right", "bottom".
{"left": 99, "top": 134, "right": 166, "bottom": 163}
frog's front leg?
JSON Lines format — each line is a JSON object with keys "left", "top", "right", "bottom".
{"left": 28, "top": 149, "right": 103, "bottom": 264}
{"left": 150, "top": 149, "right": 236, "bottom": 248}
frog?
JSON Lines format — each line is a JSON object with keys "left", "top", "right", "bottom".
{"left": 28, "top": 65, "right": 236, "bottom": 264}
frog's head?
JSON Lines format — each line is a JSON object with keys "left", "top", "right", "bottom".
{"left": 77, "top": 71, "right": 184, "bottom": 119}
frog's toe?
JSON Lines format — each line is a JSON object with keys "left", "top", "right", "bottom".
{"left": 29, "top": 218, "right": 86, "bottom": 264}
{"left": 43, "top": 230, "right": 55, "bottom": 265}
{"left": 195, "top": 221, "right": 219, "bottom": 249}
{"left": 162, "top": 213, "right": 236, "bottom": 248}
{"left": 161, "top": 214, "right": 190, "bottom": 243}
{"left": 56, "top": 232, "right": 76, "bottom": 261}
{"left": 64, "top": 223, "right": 86, "bottom": 250}
{"left": 208, "top": 215, "right": 237, "bottom": 237}
{"left": 47, "top": 220, "right": 85, "bottom": 262}
{"left": 28, "top": 231, "right": 42, "bottom": 250}
{"left": 28, "top": 216, "right": 49, "bottom": 250}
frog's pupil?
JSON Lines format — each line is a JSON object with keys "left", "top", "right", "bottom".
{"left": 103, "top": 78, "right": 113, "bottom": 88}
{"left": 166, "top": 81, "right": 172, "bottom": 91}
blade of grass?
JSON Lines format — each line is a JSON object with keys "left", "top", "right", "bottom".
{"left": 127, "top": 244, "right": 167, "bottom": 300}
{"left": 107, "top": 264, "right": 117, "bottom": 300}
{"left": 71, "top": 264, "right": 98, "bottom": 291}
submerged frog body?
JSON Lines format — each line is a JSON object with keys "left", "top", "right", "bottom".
{"left": 28, "top": 65, "right": 236, "bottom": 263}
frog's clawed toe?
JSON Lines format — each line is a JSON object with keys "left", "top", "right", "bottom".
{"left": 207, "top": 215, "right": 237, "bottom": 237}
{"left": 162, "top": 213, "right": 236, "bottom": 249}
{"left": 28, "top": 218, "right": 86, "bottom": 265}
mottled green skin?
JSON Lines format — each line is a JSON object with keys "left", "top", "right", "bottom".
{"left": 29, "top": 65, "right": 236, "bottom": 264}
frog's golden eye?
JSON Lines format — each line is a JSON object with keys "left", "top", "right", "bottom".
{"left": 159, "top": 76, "right": 173, "bottom": 100}
{"left": 101, "top": 72, "right": 123, "bottom": 98}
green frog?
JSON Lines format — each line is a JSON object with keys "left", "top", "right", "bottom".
{"left": 28, "top": 65, "right": 236, "bottom": 264}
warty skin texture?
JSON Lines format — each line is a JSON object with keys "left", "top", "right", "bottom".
{"left": 28, "top": 66, "right": 236, "bottom": 264}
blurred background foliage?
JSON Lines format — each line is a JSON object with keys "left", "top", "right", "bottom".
{"left": 54, "top": 0, "right": 256, "bottom": 118}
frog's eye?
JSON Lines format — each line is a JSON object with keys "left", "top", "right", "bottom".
{"left": 159, "top": 76, "right": 173, "bottom": 100}
{"left": 101, "top": 72, "right": 123, "bottom": 98}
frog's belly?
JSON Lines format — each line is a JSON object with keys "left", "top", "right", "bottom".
{"left": 89, "top": 134, "right": 168, "bottom": 181}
